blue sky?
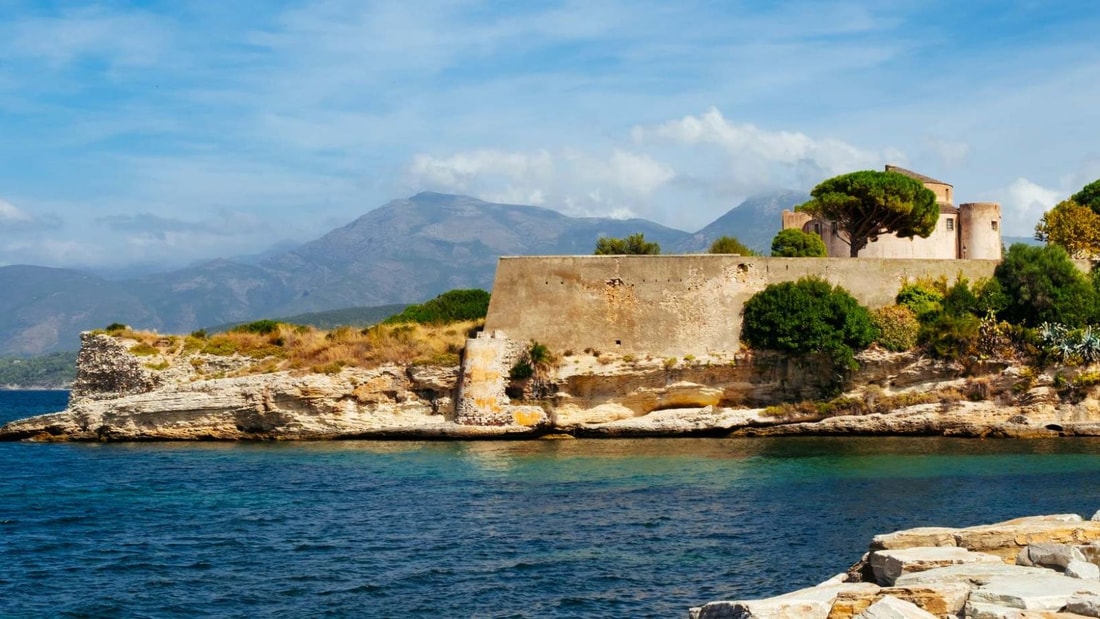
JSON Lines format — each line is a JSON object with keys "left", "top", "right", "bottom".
{"left": 1, "top": 1, "right": 1099, "bottom": 271}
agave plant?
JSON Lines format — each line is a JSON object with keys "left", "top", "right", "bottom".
{"left": 1076, "top": 325, "right": 1100, "bottom": 364}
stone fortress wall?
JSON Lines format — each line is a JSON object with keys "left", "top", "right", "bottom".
{"left": 483, "top": 255, "right": 1000, "bottom": 357}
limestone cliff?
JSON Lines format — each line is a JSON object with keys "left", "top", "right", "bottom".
{"left": 6, "top": 331, "right": 1100, "bottom": 441}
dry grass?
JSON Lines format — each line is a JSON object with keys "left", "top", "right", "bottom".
{"left": 103, "top": 321, "right": 480, "bottom": 375}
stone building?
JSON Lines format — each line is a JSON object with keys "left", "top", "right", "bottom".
{"left": 781, "top": 165, "right": 1002, "bottom": 259}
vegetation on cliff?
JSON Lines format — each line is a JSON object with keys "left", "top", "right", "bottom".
{"left": 382, "top": 289, "right": 490, "bottom": 325}
{"left": 740, "top": 276, "right": 876, "bottom": 377}
{"left": 99, "top": 319, "right": 478, "bottom": 377}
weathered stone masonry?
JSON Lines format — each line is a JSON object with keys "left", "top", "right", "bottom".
{"left": 483, "top": 255, "right": 1000, "bottom": 358}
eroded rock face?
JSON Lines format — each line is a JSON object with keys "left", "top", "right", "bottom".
{"left": 2, "top": 365, "right": 466, "bottom": 441}
{"left": 70, "top": 333, "right": 157, "bottom": 402}
{"left": 12, "top": 330, "right": 1100, "bottom": 442}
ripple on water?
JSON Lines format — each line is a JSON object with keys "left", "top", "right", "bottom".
{"left": 6, "top": 396, "right": 1100, "bottom": 618}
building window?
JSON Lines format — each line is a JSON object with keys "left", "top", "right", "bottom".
{"left": 946, "top": 218, "right": 954, "bottom": 231}
{"left": 814, "top": 223, "right": 821, "bottom": 234}
{"left": 831, "top": 221, "right": 838, "bottom": 234}
{"left": 991, "top": 220, "right": 998, "bottom": 231}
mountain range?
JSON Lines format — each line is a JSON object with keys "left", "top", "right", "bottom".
{"left": 0, "top": 190, "right": 807, "bottom": 355}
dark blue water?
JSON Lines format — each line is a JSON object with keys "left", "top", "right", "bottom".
{"left": 5, "top": 391, "right": 1100, "bottom": 618}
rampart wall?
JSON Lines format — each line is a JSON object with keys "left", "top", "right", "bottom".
{"left": 483, "top": 256, "right": 1001, "bottom": 357}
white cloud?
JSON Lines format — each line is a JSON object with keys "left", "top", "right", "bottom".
{"left": 0, "top": 199, "right": 32, "bottom": 223}
{"left": 403, "top": 147, "right": 675, "bottom": 219}
{"left": 999, "top": 178, "right": 1062, "bottom": 237}
{"left": 631, "top": 107, "right": 901, "bottom": 194}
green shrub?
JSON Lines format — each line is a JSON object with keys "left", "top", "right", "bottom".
{"left": 231, "top": 320, "right": 282, "bottom": 336}
{"left": 921, "top": 312, "right": 981, "bottom": 361}
{"left": 708, "top": 235, "right": 756, "bottom": 255}
{"left": 741, "top": 276, "right": 876, "bottom": 374}
{"left": 383, "top": 289, "right": 491, "bottom": 325}
{"left": 995, "top": 243, "right": 1098, "bottom": 327}
{"left": 770, "top": 229, "right": 827, "bottom": 257}
{"left": 105, "top": 322, "right": 128, "bottom": 333}
{"left": 509, "top": 341, "right": 555, "bottom": 381}
{"left": 871, "top": 305, "right": 919, "bottom": 351}
{"left": 896, "top": 281, "right": 943, "bottom": 320}
{"left": 509, "top": 359, "right": 534, "bottom": 380}
{"left": 594, "top": 233, "right": 661, "bottom": 255}
{"left": 201, "top": 338, "right": 239, "bottom": 356}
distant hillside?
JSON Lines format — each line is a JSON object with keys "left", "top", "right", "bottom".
{"left": 0, "top": 192, "right": 700, "bottom": 354}
{"left": 0, "top": 266, "right": 160, "bottom": 355}
{"left": 676, "top": 190, "right": 809, "bottom": 254}
{"left": 260, "top": 192, "right": 692, "bottom": 314}
{"left": 0, "top": 351, "right": 77, "bottom": 389}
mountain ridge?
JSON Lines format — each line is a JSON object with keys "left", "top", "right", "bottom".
{"left": 0, "top": 190, "right": 802, "bottom": 354}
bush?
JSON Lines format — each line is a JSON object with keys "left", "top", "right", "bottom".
{"left": 383, "top": 289, "right": 491, "bottom": 325}
{"left": 871, "top": 305, "right": 919, "bottom": 351}
{"left": 510, "top": 341, "right": 555, "bottom": 381}
{"left": 921, "top": 312, "right": 981, "bottom": 361}
{"left": 708, "top": 235, "right": 756, "bottom": 255}
{"left": 594, "top": 233, "right": 661, "bottom": 255}
{"left": 995, "top": 243, "right": 1097, "bottom": 327}
{"left": 770, "top": 229, "right": 827, "bottom": 257}
{"left": 231, "top": 320, "right": 282, "bottom": 336}
{"left": 741, "top": 276, "right": 877, "bottom": 373}
{"left": 896, "top": 280, "right": 944, "bottom": 320}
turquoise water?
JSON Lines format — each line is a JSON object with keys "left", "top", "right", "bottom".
{"left": 4, "top": 391, "right": 1100, "bottom": 617}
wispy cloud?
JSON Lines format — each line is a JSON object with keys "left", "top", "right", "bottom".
{"left": 0, "top": 1, "right": 1097, "bottom": 268}
{"left": 0, "top": 198, "right": 62, "bottom": 233}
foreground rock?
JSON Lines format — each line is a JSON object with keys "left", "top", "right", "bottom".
{"left": 691, "top": 513, "right": 1100, "bottom": 619}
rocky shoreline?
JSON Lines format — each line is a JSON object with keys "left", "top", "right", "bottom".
{"left": 691, "top": 512, "right": 1100, "bottom": 618}
{"left": 4, "top": 332, "right": 1100, "bottom": 442}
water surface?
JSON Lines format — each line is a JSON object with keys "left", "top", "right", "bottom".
{"left": 3, "top": 391, "right": 1100, "bottom": 617}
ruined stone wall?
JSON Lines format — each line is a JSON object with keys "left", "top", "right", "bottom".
{"left": 483, "top": 256, "right": 1001, "bottom": 357}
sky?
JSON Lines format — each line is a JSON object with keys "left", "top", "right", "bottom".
{"left": 1, "top": 0, "right": 1099, "bottom": 273}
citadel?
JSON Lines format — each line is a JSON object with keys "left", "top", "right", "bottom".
{"left": 782, "top": 165, "right": 1002, "bottom": 260}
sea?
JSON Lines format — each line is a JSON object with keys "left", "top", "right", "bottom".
{"left": 5, "top": 391, "right": 1100, "bottom": 618}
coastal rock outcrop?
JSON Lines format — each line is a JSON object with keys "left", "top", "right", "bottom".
{"left": 8, "top": 329, "right": 1100, "bottom": 441}
{"left": 691, "top": 514, "right": 1100, "bottom": 619}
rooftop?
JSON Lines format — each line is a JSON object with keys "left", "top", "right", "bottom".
{"left": 885, "top": 164, "right": 952, "bottom": 187}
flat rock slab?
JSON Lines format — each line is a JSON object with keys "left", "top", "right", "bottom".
{"left": 854, "top": 596, "right": 937, "bottom": 619}
{"left": 869, "top": 547, "right": 1003, "bottom": 586}
{"left": 829, "top": 581, "right": 978, "bottom": 619}
{"left": 969, "top": 572, "right": 1100, "bottom": 610}
{"left": 957, "top": 518, "right": 1100, "bottom": 561}
{"left": 872, "top": 528, "right": 959, "bottom": 551}
{"left": 965, "top": 601, "right": 1093, "bottom": 618}
{"left": 894, "top": 563, "right": 1056, "bottom": 588}
{"left": 691, "top": 581, "right": 880, "bottom": 619}
{"left": 1065, "top": 593, "right": 1100, "bottom": 617}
